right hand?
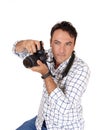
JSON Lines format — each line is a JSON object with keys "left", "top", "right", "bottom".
{"left": 15, "top": 40, "right": 42, "bottom": 54}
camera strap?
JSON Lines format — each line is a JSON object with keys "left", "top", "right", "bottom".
{"left": 51, "top": 51, "right": 75, "bottom": 79}
{"left": 61, "top": 51, "right": 75, "bottom": 78}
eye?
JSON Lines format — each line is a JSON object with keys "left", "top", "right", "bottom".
{"left": 66, "top": 42, "right": 72, "bottom": 46}
{"left": 54, "top": 40, "right": 60, "bottom": 45}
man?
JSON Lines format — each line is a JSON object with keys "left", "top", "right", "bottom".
{"left": 13, "top": 21, "right": 90, "bottom": 130}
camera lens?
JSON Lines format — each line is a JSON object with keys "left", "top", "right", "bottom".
{"left": 23, "top": 55, "right": 37, "bottom": 68}
{"left": 23, "top": 41, "right": 47, "bottom": 68}
{"left": 23, "top": 58, "right": 32, "bottom": 68}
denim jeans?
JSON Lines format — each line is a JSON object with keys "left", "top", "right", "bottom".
{"left": 16, "top": 116, "right": 47, "bottom": 130}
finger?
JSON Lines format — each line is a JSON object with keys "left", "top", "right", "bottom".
{"left": 36, "top": 41, "right": 41, "bottom": 50}
{"left": 24, "top": 40, "right": 35, "bottom": 54}
{"left": 37, "top": 60, "right": 43, "bottom": 66}
{"left": 31, "top": 43, "right": 37, "bottom": 53}
{"left": 28, "top": 40, "right": 40, "bottom": 53}
{"left": 30, "top": 66, "right": 38, "bottom": 71}
{"left": 34, "top": 40, "right": 44, "bottom": 50}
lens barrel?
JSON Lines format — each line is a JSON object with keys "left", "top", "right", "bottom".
{"left": 23, "top": 55, "right": 37, "bottom": 68}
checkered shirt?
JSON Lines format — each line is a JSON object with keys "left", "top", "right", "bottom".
{"left": 13, "top": 47, "right": 90, "bottom": 130}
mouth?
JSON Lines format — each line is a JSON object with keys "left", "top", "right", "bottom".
{"left": 55, "top": 56, "right": 66, "bottom": 63}
{"left": 57, "top": 53, "right": 66, "bottom": 57}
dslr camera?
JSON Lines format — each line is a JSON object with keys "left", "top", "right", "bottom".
{"left": 23, "top": 41, "right": 47, "bottom": 68}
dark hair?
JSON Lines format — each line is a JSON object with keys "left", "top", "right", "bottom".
{"left": 50, "top": 21, "right": 77, "bottom": 43}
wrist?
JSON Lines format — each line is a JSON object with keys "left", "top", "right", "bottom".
{"left": 41, "top": 71, "right": 51, "bottom": 79}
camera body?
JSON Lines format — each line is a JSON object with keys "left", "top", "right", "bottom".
{"left": 23, "top": 42, "right": 47, "bottom": 68}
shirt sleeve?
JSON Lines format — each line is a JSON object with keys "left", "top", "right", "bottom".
{"left": 48, "top": 64, "right": 90, "bottom": 115}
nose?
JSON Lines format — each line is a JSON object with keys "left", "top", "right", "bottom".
{"left": 60, "top": 45, "right": 65, "bottom": 54}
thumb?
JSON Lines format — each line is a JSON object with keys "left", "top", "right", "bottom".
{"left": 37, "top": 60, "right": 43, "bottom": 66}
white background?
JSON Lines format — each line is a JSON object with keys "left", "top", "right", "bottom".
{"left": 0, "top": 0, "right": 102, "bottom": 130}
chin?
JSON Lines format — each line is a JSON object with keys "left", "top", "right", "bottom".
{"left": 56, "top": 59, "right": 64, "bottom": 65}
{"left": 55, "top": 56, "right": 67, "bottom": 64}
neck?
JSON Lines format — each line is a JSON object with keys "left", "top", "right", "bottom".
{"left": 55, "top": 63, "right": 60, "bottom": 69}
{"left": 53, "top": 57, "right": 60, "bottom": 69}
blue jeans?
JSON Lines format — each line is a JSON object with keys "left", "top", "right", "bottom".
{"left": 16, "top": 116, "right": 47, "bottom": 130}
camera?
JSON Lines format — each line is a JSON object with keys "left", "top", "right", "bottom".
{"left": 23, "top": 41, "right": 47, "bottom": 68}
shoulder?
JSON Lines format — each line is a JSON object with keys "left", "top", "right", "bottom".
{"left": 71, "top": 56, "right": 91, "bottom": 76}
{"left": 74, "top": 56, "right": 89, "bottom": 69}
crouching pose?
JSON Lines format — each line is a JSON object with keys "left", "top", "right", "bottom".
{"left": 13, "top": 21, "right": 90, "bottom": 130}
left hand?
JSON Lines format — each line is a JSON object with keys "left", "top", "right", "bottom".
{"left": 31, "top": 60, "right": 57, "bottom": 94}
{"left": 30, "top": 60, "right": 49, "bottom": 75}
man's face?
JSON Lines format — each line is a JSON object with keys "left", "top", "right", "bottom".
{"left": 50, "top": 29, "right": 75, "bottom": 66}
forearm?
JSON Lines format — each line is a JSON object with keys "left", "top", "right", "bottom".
{"left": 44, "top": 76, "right": 57, "bottom": 94}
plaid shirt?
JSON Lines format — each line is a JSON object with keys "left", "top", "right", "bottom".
{"left": 13, "top": 47, "right": 90, "bottom": 130}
